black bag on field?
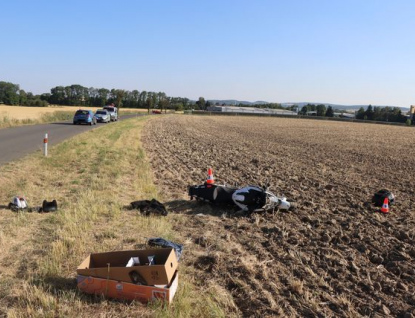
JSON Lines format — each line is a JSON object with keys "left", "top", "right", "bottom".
{"left": 130, "top": 199, "right": 168, "bottom": 216}
{"left": 147, "top": 237, "right": 183, "bottom": 261}
{"left": 42, "top": 200, "right": 58, "bottom": 212}
{"left": 372, "top": 189, "right": 395, "bottom": 207}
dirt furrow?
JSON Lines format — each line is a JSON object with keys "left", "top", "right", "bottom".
{"left": 142, "top": 115, "right": 415, "bottom": 317}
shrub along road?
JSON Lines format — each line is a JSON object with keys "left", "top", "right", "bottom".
{"left": 0, "top": 115, "right": 141, "bottom": 166}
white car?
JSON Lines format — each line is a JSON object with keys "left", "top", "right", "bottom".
{"left": 103, "top": 106, "right": 118, "bottom": 121}
{"left": 94, "top": 109, "right": 111, "bottom": 123}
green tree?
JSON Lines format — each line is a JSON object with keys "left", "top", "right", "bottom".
{"left": 0, "top": 81, "right": 20, "bottom": 105}
{"left": 356, "top": 107, "right": 365, "bottom": 119}
{"left": 316, "top": 104, "right": 327, "bottom": 116}
{"left": 19, "top": 89, "right": 27, "bottom": 105}
{"left": 182, "top": 98, "right": 190, "bottom": 110}
{"left": 88, "top": 87, "right": 98, "bottom": 106}
{"left": 364, "top": 105, "right": 374, "bottom": 120}
{"left": 325, "top": 105, "right": 334, "bottom": 117}
{"left": 390, "top": 107, "right": 406, "bottom": 123}
{"left": 196, "top": 97, "right": 206, "bottom": 110}
{"left": 175, "top": 103, "right": 184, "bottom": 111}
{"left": 130, "top": 90, "right": 140, "bottom": 108}
{"left": 50, "top": 86, "right": 66, "bottom": 104}
{"left": 114, "top": 89, "right": 125, "bottom": 109}
{"left": 159, "top": 97, "right": 169, "bottom": 113}
{"left": 98, "top": 88, "right": 110, "bottom": 106}
{"left": 146, "top": 96, "right": 154, "bottom": 113}
{"left": 40, "top": 93, "right": 51, "bottom": 103}
{"left": 70, "top": 84, "right": 88, "bottom": 105}
{"left": 139, "top": 91, "right": 147, "bottom": 108}
{"left": 373, "top": 106, "right": 381, "bottom": 121}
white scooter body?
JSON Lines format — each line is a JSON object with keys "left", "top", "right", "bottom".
{"left": 12, "top": 196, "right": 28, "bottom": 209}
{"left": 268, "top": 193, "right": 291, "bottom": 210}
{"left": 232, "top": 186, "right": 291, "bottom": 212}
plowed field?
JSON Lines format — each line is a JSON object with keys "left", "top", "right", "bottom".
{"left": 142, "top": 115, "right": 415, "bottom": 317}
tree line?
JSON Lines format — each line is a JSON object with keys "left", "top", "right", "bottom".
{"left": 0, "top": 81, "right": 48, "bottom": 107}
{"left": 298, "top": 103, "right": 409, "bottom": 124}
{"left": 195, "top": 98, "right": 285, "bottom": 111}
{"left": 0, "top": 80, "right": 410, "bottom": 124}
{"left": 355, "top": 105, "right": 407, "bottom": 123}
{"left": 0, "top": 81, "right": 193, "bottom": 111}
{"left": 299, "top": 104, "right": 334, "bottom": 117}
{"left": 44, "top": 85, "right": 193, "bottom": 111}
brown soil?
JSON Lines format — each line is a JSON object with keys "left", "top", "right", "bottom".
{"left": 142, "top": 115, "right": 415, "bottom": 317}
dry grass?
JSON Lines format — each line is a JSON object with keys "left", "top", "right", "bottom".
{"left": 0, "top": 105, "right": 149, "bottom": 129}
{"left": 0, "top": 105, "right": 82, "bottom": 120}
{"left": 0, "top": 116, "right": 224, "bottom": 317}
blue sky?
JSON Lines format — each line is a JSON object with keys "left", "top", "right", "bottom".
{"left": 1, "top": 0, "right": 415, "bottom": 106}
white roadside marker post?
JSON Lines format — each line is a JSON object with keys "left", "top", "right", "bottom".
{"left": 43, "top": 133, "right": 48, "bottom": 157}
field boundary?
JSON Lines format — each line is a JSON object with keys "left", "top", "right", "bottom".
{"left": 189, "top": 110, "right": 412, "bottom": 127}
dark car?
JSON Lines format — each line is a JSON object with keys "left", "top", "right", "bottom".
{"left": 73, "top": 109, "right": 97, "bottom": 125}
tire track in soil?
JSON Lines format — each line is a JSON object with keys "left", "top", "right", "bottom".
{"left": 142, "top": 115, "right": 415, "bottom": 317}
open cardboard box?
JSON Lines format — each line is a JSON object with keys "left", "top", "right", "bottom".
{"left": 77, "top": 248, "right": 178, "bottom": 285}
{"left": 77, "top": 271, "right": 178, "bottom": 303}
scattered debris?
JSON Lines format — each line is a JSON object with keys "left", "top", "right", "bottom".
{"left": 7, "top": 196, "right": 57, "bottom": 213}
{"left": 147, "top": 237, "right": 183, "bottom": 261}
{"left": 42, "top": 199, "right": 58, "bottom": 212}
{"left": 372, "top": 189, "right": 395, "bottom": 207}
{"left": 141, "top": 116, "right": 415, "bottom": 316}
{"left": 188, "top": 168, "right": 292, "bottom": 214}
{"left": 8, "top": 196, "right": 28, "bottom": 212}
{"left": 77, "top": 248, "right": 179, "bottom": 303}
{"left": 130, "top": 199, "right": 168, "bottom": 216}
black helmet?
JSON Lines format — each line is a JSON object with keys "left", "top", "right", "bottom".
{"left": 372, "top": 189, "right": 395, "bottom": 207}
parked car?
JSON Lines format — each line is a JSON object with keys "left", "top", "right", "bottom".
{"left": 94, "top": 109, "right": 111, "bottom": 123}
{"left": 73, "top": 109, "right": 97, "bottom": 125}
{"left": 103, "top": 105, "right": 118, "bottom": 121}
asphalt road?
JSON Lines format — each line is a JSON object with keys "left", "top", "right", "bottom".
{"left": 0, "top": 115, "right": 141, "bottom": 166}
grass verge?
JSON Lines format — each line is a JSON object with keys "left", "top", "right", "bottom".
{"left": 0, "top": 116, "right": 225, "bottom": 317}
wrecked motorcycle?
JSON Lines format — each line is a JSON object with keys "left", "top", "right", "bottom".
{"left": 188, "top": 183, "right": 292, "bottom": 214}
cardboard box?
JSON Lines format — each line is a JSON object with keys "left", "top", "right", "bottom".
{"left": 77, "top": 248, "right": 178, "bottom": 285}
{"left": 77, "top": 271, "right": 178, "bottom": 303}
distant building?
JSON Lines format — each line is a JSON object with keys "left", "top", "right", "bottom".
{"left": 339, "top": 112, "right": 355, "bottom": 119}
{"left": 207, "top": 106, "right": 297, "bottom": 116}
